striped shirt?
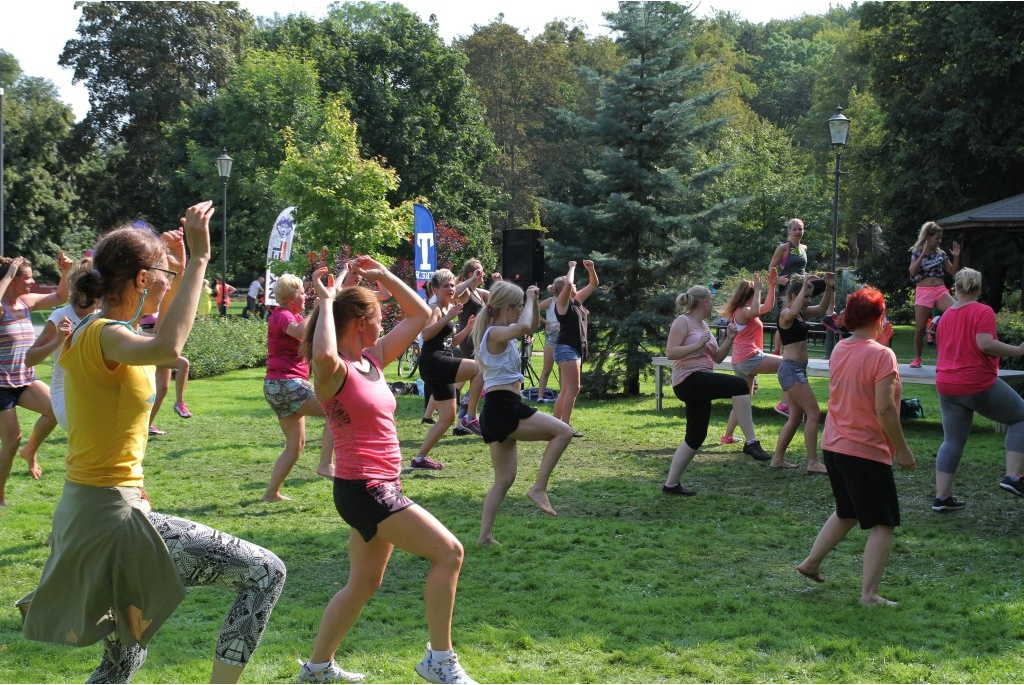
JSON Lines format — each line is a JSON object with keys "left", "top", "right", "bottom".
{"left": 0, "top": 298, "right": 37, "bottom": 388}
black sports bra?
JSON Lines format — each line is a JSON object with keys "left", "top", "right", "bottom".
{"left": 778, "top": 316, "right": 809, "bottom": 347}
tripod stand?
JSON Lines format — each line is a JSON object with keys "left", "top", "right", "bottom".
{"left": 520, "top": 334, "right": 539, "bottom": 386}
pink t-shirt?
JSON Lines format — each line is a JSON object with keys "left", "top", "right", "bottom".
{"left": 670, "top": 313, "right": 717, "bottom": 386}
{"left": 935, "top": 302, "right": 999, "bottom": 396}
{"left": 323, "top": 353, "right": 402, "bottom": 481}
{"left": 822, "top": 338, "right": 901, "bottom": 465}
{"left": 731, "top": 313, "right": 763, "bottom": 364}
{"left": 265, "top": 307, "right": 309, "bottom": 380}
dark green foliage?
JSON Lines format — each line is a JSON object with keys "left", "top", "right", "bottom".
{"left": 542, "top": 1, "right": 735, "bottom": 396}
{"left": 182, "top": 315, "right": 267, "bottom": 379}
{"left": 996, "top": 310, "right": 1024, "bottom": 371}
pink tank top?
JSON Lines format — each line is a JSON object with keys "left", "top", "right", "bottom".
{"left": 731, "top": 313, "right": 763, "bottom": 364}
{"left": 322, "top": 353, "right": 402, "bottom": 481}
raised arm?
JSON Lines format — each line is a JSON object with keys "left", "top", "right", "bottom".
{"left": 576, "top": 259, "right": 599, "bottom": 303}
{"left": 25, "top": 251, "right": 74, "bottom": 310}
{"left": 310, "top": 267, "right": 346, "bottom": 400}
{"left": 760, "top": 268, "right": 778, "bottom": 314}
{"left": 101, "top": 201, "right": 213, "bottom": 367}
{"left": 944, "top": 242, "right": 961, "bottom": 276}
{"left": 556, "top": 261, "right": 576, "bottom": 315}
{"left": 804, "top": 272, "right": 835, "bottom": 318}
{"left": 357, "top": 256, "right": 430, "bottom": 366}
{"left": 487, "top": 286, "right": 540, "bottom": 351}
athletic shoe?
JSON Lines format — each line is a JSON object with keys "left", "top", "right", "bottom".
{"left": 414, "top": 643, "right": 477, "bottom": 685}
{"left": 411, "top": 456, "right": 444, "bottom": 470}
{"left": 662, "top": 483, "right": 696, "bottom": 496}
{"left": 909, "top": 358, "right": 922, "bottom": 368}
{"left": 774, "top": 402, "right": 789, "bottom": 418}
{"left": 421, "top": 417, "right": 436, "bottom": 425}
{"left": 720, "top": 436, "right": 741, "bottom": 445}
{"left": 568, "top": 426, "right": 583, "bottom": 438}
{"left": 452, "top": 426, "right": 472, "bottom": 437}
{"left": 173, "top": 402, "right": 192, "bottom": 418}
{"left": 931, "top": 496, "right": 966, "bottom": 512}
{"left": 297, "top": 659, "right": 366, "bottom": 683}
{"left": 999, "top": 475, "right": 1024, "bottom": 497}
{"left": 742, "top": 439, "right": 772, "bottom": 462}
{"left": 148, "top": 425, "right": 166, "bottom": 436}
{"left": 460, "top": 415, "right": 482, "bottom": 436}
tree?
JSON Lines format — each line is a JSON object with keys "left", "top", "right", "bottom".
{"left": 0, "top": 53, "right": 85, "bottom": 274}
{"left": 857, "top": 2, "right": 1024, "bottom": 308}
{"left": 60, "top": 1, "right": 254, "bottom": 225}
{"left": 542, "top": 1, "right": 736, "bottom": 396}
{"left": 258, "top": 2, "right": 498, "bottom": 264}
{"left": 272, "top": 101, "right": 405, "bottom": 263}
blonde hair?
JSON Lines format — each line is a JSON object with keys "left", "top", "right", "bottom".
{"left": 472, "top": 280, "right": 524, "bottom": 355}
{"left": 911, "top": 221, "right": 942, "bottom": 253}
{"left": 548, "top": 276, "right": 567, "bottom": 297}
{"left": 273, "top": 274, "right": 303, "bottom": 303}
{"left": 430, "top": 268, "right": 455, "bottom": 289}
{"left": 954, "top": 267, "right": 981, "bottom": 296}
{"left": 676, "top": 285, "right": 711, "bottom": 315}
{"left": 787, "top": 218, "right": 804, "bottom": 233}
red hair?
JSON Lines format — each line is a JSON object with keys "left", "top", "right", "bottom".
{"left": 842, "top": 286, "right": 886, "bottom": 330}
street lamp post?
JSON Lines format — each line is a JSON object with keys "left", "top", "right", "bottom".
{"left": 1, "top": 87, "right": 5, "bottom": 257}
{"left": 216, "top": 149, "right": 233, "bottom": 316}
{"left": 827, "top": 106, "right": 850, "bottom": 274}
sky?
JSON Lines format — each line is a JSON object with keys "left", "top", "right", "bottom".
{"left": 0, "top": 0, "right": 847, "bottom": 122}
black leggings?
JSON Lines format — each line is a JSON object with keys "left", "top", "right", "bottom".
{"left": 673, "top": 371, "right": 748, "bottom": 450}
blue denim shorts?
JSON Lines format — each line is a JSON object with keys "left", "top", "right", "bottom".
{"left": 554, "top": 344, "right": 580, "bottom": 364}
{"left": 777, "top": 359, "right": 809, "bottom": 391}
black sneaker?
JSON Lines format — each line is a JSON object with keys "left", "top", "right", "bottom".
{"left": 999, "top": 476, "right": 1024, "bottom": 497}
{"left": 662, "top": 483, "right": 696, "bottom": 496}
{"left": 421, "top": 417, "right": 436, "bottom": 425}
{"left": 931, "top": 496, "right": 966, "bottom": 512}
{"left": 452, "top": 426, "right": 472, "bottom": 436}
{"left": 742, "top": 439, "right": 771, "bottom": 462}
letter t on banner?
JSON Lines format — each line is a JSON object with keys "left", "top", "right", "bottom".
{"left": 413, "top": 204, "right": 437, "bottom": 300}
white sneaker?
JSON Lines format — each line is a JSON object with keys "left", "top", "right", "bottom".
{"left": 297, "top": 659, "right": 366, "bottom": 683}
{"left": 414, "top": 643, "right": 477, "bottom": 684}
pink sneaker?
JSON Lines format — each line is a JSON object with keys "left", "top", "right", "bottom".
{"left": 774, "top": 402, "right": 790, "bottom": 417}
{"left": 720, "top": 436, "right": 741, "bottom": 444}
{"left": 411, "top": 456, "right": 444, "bottom": 470}
{"left": 909, "top": 358, "right": 922, "bottom": 368}
{"left": 174, "top": 402, "right": 192, "bottom": 418}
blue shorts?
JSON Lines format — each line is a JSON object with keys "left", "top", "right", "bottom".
{"left": 777, "top": 359, "right": 808, "bottom": 391}
{"left": 0, "top": 385, "right": 28, "bottom": 412}
{"left": 554, "top": 344, "right": 580, "bottom": 364}
{"left": 263, "top": 378, "right": 315, "bottom": 418}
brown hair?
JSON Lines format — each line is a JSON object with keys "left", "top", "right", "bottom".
{"left": 719, "top": 279, "right": 754, "bottom": 318}
{"left": 301, "top": 286, "right": 381, "bottom": 362}
{"left": 71, "top": 226, "right": 165, "bottom": 309}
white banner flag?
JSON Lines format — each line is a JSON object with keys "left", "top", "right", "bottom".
{"left": 265, "top": 207, "right": 296, "bottom": 307}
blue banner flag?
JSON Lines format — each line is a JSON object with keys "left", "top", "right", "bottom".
{"left": 413, "top": 204, "right": 437, "bottom": 299}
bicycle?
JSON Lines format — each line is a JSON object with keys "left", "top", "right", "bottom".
{"left": 398, "top": 339, "right": 421, "bottom": 378}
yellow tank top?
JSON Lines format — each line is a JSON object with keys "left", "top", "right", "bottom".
{"left": 60, "top": 318, "right": 155, "bottom": 487}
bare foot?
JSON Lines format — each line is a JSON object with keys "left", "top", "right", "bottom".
{"left": 527, "top": 488, "right": 558, "bottom": 517}
{"left": 316, "top": 465, "right": 334, "bottom": 479}
{"left": 770, "top": 460, "right": 798, "bottom": 469}
{"left": 797, "top": 563, "right": 825, "bottom": 583}
{"left": 861, "top": 595, "right": 898, "bottom": 607}
{"left": 21, "top": 452, "right": 42, "bottom": 480}
{"left": 477, "top": 537, "right": 501, "bottom": 546}
{"left": 261, "top": 493, "right": 293, "bottom": 503}
{"left": 807, "top": 464, "right": 828, "bottom": 475}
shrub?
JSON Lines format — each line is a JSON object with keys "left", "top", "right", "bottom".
{"left": 996, "top": 310, "right": 1024, "bottom": 371}
{"left": 183, "top": 315, "right": 268, "bottom": 379}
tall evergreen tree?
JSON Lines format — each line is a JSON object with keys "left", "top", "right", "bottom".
{"left": 542, "top": 1, "right": 738, "bottom": 396}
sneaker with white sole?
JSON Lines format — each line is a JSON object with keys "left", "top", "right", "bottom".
{"left": 414, "top": 643, "right": 477, "bottom": 684}
{"left": 173, "top": 401, "right": 192, "bottom": 418}
{"left": 931, "top": 496, "right": 966, "bottom": 512}
{"left": 148, "top": 425, "right": 166, "bottom": 436}
{"left": 774, "top": 402, "right": 789, "bottom": 418}
{"left": 999, "top": 475, "right": 1024, "bottom": 497}
{"left": 459, "top": 415, "right": 481, "bottom": 436}
{"left": 411, "top": 456, "right": 445, "bottom": 470}
{"left": 297, "top": 659, "right": 366, "bottom": 684}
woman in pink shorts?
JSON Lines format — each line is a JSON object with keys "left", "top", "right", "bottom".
{"left": 908, "top": 221, "right": 959, "bottom": 368}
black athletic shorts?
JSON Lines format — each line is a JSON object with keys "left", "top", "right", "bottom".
{"left": 333, "top": 478, "right": 414, "bottom": 542}
{"left": 480, "top": 389, "right": 537, "bottom": 444}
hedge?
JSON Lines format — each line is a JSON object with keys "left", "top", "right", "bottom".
{"left": 182, "top": 315, "right": 268, "bottom": 379}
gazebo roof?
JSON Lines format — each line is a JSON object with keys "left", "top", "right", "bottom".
{"left": 937, "top": 193, "right": 1024, "bottom": 230}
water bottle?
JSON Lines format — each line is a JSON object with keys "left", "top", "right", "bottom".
{"left": 416, "top": 377, "right": 424, "bottom": 396}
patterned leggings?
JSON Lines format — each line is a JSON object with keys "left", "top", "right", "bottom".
{"left": 87, "top": 512, "right": 287, "bottom": 684}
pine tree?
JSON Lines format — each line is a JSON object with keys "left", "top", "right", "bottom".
{"left": 542, "top": 1, "right": 739, "bottom": 396}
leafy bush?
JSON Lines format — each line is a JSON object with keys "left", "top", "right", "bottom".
{"left": 996, "top": 310, "right": 1024, "bottom": 370}
{"left": 183, "top": 315, "right": 268, "bottom": 379}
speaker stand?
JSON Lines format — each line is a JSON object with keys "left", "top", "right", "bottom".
{"left": 520, "top": 334, "right": 539, "bottom": 386}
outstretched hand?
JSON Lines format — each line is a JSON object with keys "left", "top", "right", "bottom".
{"left": 57, "top": 250, "right": 74, "bottom": 274}
{"left": 767, "top": 266, "right": 779, "bottom": 287}
{"left": 949, "top": 241, "right": 961, "bottom": 258}
{"left": 311, "top": 266, "right": 339, "bottom": 301}
{"left": 180, "top": 201, "right": 214, "bottom": 261}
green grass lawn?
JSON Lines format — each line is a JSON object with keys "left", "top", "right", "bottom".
{"left": 1, "top": 326, "right": 1022, "bottom": 683}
